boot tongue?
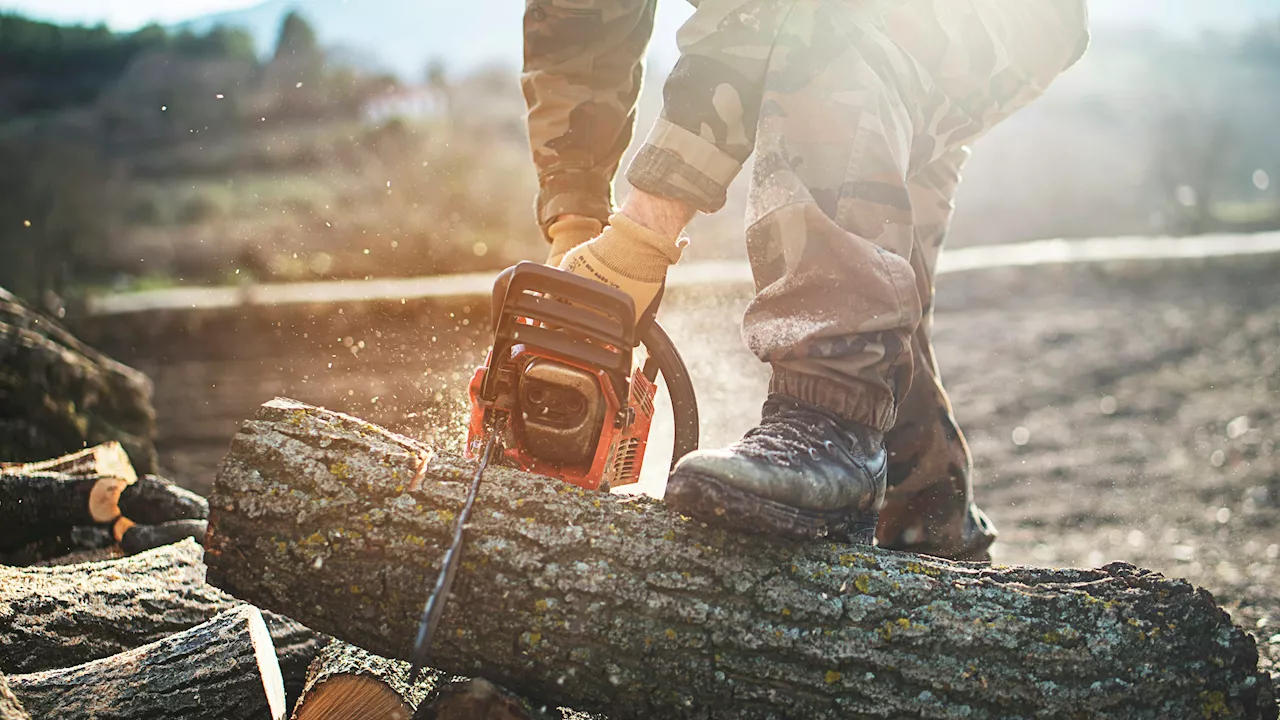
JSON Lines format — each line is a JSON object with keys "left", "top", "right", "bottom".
{"left": 760, "top": 394, "right": 880, "bottom": 452}
{"left": 742, "top": 397, "right": 839, "bottom": 459}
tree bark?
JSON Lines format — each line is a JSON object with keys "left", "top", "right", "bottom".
{"left": 204, "top": 399, "right": 1278, "bottom": 720}
{"left": 8, "top": 606, "right": 287, "bottom": 720}
{"left": 0, "top": 286, "right": 156, "bottom": 473}
{"left": 0, "top": 538, "right": 328, "bottom": 701}
{"left": 0, "top": 524, "right": 117, "bottom": 566}
{"left": 0, "top": 675, "right": 28, "bottom": 720}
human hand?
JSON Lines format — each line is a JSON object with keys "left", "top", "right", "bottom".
{"left": 546, "top": 215, "right": 603, "bottom": 267}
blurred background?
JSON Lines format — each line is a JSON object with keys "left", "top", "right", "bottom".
{"left": 0, "top": 0, "right": 1278, "bottom": 308}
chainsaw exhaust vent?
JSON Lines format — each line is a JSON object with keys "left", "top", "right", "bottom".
{"left": 605, "top": 437, "right": 642, "bottom": 488}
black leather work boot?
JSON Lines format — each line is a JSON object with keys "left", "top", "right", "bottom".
{"left": 665, "top": 394, "right": 886, "bottom": 543}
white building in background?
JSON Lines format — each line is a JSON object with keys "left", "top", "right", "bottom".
{"left": 361, "top": 87, "right": 443, "bottom": 126}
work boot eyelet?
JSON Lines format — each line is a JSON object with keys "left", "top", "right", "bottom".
{"left": 823, "top": 440, "right": 838, "bottom": 455}
{"left": 808, "top": 447, "right": 822, "bottom": 461}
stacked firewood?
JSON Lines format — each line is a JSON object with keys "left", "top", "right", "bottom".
{"left": 0, "top": 443, "right": 319, "bottom": 719}
{"left": 0, "top": 513, "right": 545, "bottom": 719}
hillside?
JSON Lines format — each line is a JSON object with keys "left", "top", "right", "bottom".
{"left": 0, "top": 4, "right": 1276, "bottom": 310}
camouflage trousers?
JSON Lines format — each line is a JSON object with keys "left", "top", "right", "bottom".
{"left": 523, "top": 0, "right": 1089, "bottom": 559}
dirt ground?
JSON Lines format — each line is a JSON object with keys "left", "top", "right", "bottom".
{"left": 80, "top": 252, "right": 1280, "bottom": 680}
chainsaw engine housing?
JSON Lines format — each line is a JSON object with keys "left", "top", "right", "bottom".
{"left": 465, "top": 263, "right": 661, "bottom": 491}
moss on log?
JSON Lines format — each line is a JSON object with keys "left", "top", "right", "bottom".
{"left": 0, "top": 287, "right": 156, "bottom": 473}
{"left": 205, "top": 399, "right": 1277, "bottom": 720}
{"left": 0, "top": 538, "right": 328, "bottom": 701}
{"left": 8, "top": 606, "right": 286, "bottom": 720}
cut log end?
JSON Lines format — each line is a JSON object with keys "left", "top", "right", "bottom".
{"left": 293, "top": 675, "right": 412, "bottom": 720}
{"left": 249, "top": 604, "right": 290, "bottom": 720}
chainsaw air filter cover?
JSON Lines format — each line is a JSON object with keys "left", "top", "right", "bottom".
{"left": 518, "top": 358, "right": 607, "bottom": 467}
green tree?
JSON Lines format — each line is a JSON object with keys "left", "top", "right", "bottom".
{"left": 424, "top": 57, "right": 453, "bottom": 125}
{"left": 274, "top": 11, "right": 318, "bottom": 60}
{"left": 0, "top": 124, "right": 117, "bottom": 304}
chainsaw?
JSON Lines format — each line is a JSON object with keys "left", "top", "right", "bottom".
{"left": 408, "top": 262, "right": 699, "bottom": 675}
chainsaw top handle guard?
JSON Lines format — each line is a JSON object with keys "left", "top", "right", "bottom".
{"left": 490, "top": 262, "right": 635, "bottom": 342}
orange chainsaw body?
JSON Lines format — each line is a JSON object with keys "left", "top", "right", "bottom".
{"left": 463, "top": 263, "right": 665, "bottom": 493}
{"left": 464, "top": 345, "right": 656, "bottom": 491}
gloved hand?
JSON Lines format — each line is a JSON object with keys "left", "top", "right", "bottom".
{"left": 545, "top": 215, "right": 603, "bottom": 267}
{"left": 558, "top": 212, "right": 684, "bottom": 323}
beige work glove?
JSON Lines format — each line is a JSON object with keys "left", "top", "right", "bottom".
{"left": 558, "top": 213, "right": 684, "bottom": 323}
{"left": 546, "top": 215, "right": 604, "bottom": 268}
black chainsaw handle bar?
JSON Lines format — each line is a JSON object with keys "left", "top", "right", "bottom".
{"left": 641, "top": 320, "right": 700, "bottom": 470}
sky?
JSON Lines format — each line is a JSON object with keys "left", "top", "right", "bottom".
{"left": 0, "top": 0, "right": 263, "bottom": 29}
{"left": 2, "top": 0, "right": 1273, "bottom": 36}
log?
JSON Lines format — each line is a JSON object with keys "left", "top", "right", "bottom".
{"left": 0, "top": 524, "right": 117, "bottom": 566}
{"left": 0, "top": 675, "right": 28, "bottom": 720}
{"left": 0, "top": 538, "right": 328, "bottom": 703}
{"left": 8, "top": 606, "right": 287, "bottom": 720}
{"left": 0, "top": 441, "right": 139, "bottom": 551}
{"left": 204, "top": 399, "right": 1278, "bottom": 720}
{"left": 292, "top": 640, "right": 451, "bottom": 720}
{"left": 292, "top": 641, "right": 588, "bottom": 720}
{"left": 0, "top": 287, "right": 157, "bottom": 473}
{"left": 0, "top": 442, "right": 208, "bottom": 559}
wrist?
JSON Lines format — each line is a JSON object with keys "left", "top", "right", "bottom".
{"left": 620, "top": 188, "right": 695, "bottom": 241}
{"left": 546, "top": 215, "right": 603, "bottom": 267}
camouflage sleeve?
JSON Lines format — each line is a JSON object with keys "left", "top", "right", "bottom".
{"left": 624, "top": 0, "right": 791, "bottom": 214}
{"left": 522, "top": 0, "right": 658, "bottom": 235}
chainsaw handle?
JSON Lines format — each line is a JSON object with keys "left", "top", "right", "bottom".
{"left": 642, "top": 321, "right": 700, "bottom": 469}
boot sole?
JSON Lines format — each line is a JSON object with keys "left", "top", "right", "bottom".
{"left": 665, "top": 472, "right": 878, "bottom": 544}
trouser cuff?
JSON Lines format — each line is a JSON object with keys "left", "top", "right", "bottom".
{"left": 535, "top": 169, "right": 614, "bottom": 239}
{"left": 770, "top": 368, "right": 897, "bottom": 432}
